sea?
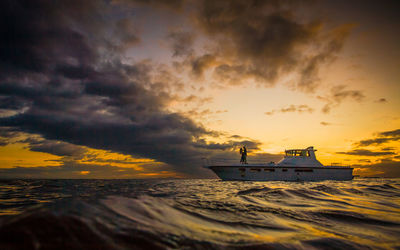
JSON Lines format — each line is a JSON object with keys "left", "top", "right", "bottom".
{"left": 0, "top": 178, "right": 399, "bottom": 249}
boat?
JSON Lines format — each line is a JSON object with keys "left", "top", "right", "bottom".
{"left": 204, "top": 146, "right": 353, "bottom": 181}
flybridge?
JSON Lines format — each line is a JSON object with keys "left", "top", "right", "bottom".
{"left": 284, "top": 146, "right": 316, "bottom": 157}
{"left": 277, "top": 146, "right": 322, "bottom": 167}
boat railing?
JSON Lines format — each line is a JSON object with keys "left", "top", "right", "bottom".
{"left": 326, "top": 162, "right": 350, "bottom": 167}
{"left": 202, "top": 157, "right": 270, "bottom": 166}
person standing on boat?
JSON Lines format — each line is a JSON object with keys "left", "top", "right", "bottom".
{"left": 243, "top": 146, "right": 247, "bottom": 164}
{"left": 239, "top": 147, "right": 244, "bottom": 163}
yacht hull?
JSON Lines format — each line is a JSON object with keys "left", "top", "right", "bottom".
{"left": 208, "top": 165, "right": 353, "bottom": 181}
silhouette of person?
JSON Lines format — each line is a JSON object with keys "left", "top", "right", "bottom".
{"left": 243, "top": 146, "right": 247, "bottom": 164}
{"left": 239, "top": 147, "right": 244, "bottom": 163}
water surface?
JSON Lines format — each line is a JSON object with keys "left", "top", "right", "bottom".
{"left": 0, "top": 178, "right": 399, "bottom": 249}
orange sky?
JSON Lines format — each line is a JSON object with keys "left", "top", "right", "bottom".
{"left": 0, "top": 0, "right": 399, "bottom": 178}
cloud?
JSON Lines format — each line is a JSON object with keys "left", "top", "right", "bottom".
{"left": 319, "top": 85, "right": 365, "bottom": 113}
{"left": 112, "top": 0, "right": 185, "bottom": 10}
{"left": 0, "top": 161, "right": 180, "bottom": 179}
{"left": 190, "top": 54, "right": 217, "bottom": 78}
{"left": 20, "top": 137, "right": 87, "bottom": 158}
{"left": 167, "top": 30, "right": 195, "bottom": 57}
{"left": 379, "top": 129, "right": 400, "bottom": 137}
{"left": 0, "top": 0, "right": 265, "bottom": 178}
{"left": 297, "top": 24, "right": 354, "bottom": 92}
{"left": 381, "top": 147, "right": 395, "bottom": 151}
{"left": 376, "top": 98, "right": 387, "bottom": 103}
{"left": 185, "top": 0, "right": 352, "bottom": 91}
{"left": 182, "top": 108, "right": 227, "bottom": 120}
{"left": 230, "top": 135, "right": 245, "bottom": 139}
{"left": 179, "top": 95, "right": 213, "bottom": 105}
{"left": 281, "top": 105, "right": 314, "bottom": 113}
{"left": 0, "top": 127, "right": 21, "bottom": 146}
{"left": 353, "top": 158, "right": 400, "bottom": 177}
{"left": 320, "top": 121, "right": 332, "bottom": 126}
{"left": 265, "top": 104, "right": 314, "bottom": 115}
{"left": 334, "top": 129, "right": 400, "bottom": 163}
{"left": 121, "top": 0, "right": 352, "bottom": 92}
{"left": 113, "top": 18, "right": 141, "bottom": 51}
{"left": 0, "top": 0, "right": 105, "bottom": 78}
{"left": 148, "top": 0, "right": 352, "bottom": 89}
{"left": 193, "top": 139, "right": 262, "bottom": 151}
{"left": 206, "top": 150, "right": 282, "bottom": 166}
{"left": 356, "top": 128, "right": 400, "bottom": 146}
{"left": 337, "top": 149, "right": 395, "bottom": 156}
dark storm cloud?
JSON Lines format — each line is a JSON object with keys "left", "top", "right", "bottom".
{"left": 0, "top": 0, "right": 104, "bottom": 78}
{"left": 117, "top": 0, "right": 351, "bottom": 92}
{"left": 356, "top": 128, "right": 400, "bottom": 147}
{"left": 206, "top": 150, "right": 282, "bottom": 166}
{"left": 0, "top": 127, "right": 20, "bottom": 140}
{"left": 20, "top": 137, "right": 87, "bottom": 157}
{"left": 113, "top": 18, "right": 141, "bottom": 51}
{"left": 113, "top": 0, "right": 185, "bottom": 10}
{"left": 190, "top": 54, "right": 217, "bottom": 78}
{"left": 188, "top": 0, "right": 350, "bottom": 90}
{"left": 0, "top": 127, "right": 23, "bottom": 146}
{"left": 265, "top": 105, "right": 314, "bottom": 115}
{"left": 0, "top": 0, "right": 261, "bottom": 177}
{"left": 337, "top": 149, "right": 395, "bottom": 157}
{"left": 0, "top": 96, "right": 29, "bottom": 111}
{"left": 167, "top": 30, "right": 195, "bottom": 57}
{"left": 193, "top": 139, "right": 261, "bottom": 151}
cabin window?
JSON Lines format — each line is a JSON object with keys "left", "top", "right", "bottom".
{"left": 295, "top": 169, "right": 313, "bottom": 172}
{"left": 250, "top": 168, "right": 261, "bottom": 172}
{"left": 282, "top": 169, "right": 288, "bottom": 172}
{"left": 286, "top": 150, "right": 311, "bottom": 157}
{"left": 264, "top": 168, "right": 275, "bottom": 172}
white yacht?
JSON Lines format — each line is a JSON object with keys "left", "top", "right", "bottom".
{"left": 205, "top": 146, "right": 353, "bottom": 181}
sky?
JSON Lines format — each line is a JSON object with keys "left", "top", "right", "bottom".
{"left": 0, "top": 0, "right": 399, "bottom": 179}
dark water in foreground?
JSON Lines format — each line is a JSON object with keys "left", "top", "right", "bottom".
{"left": 0, "top": 178, "right": 399, "bottom": 249}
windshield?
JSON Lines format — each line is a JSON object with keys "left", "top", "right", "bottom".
{"left": 285, "top": 150, "right": 310, "bottom": 157}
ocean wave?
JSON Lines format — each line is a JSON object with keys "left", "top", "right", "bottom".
{"left": 0, "top": 178, "right": 400, "bottom": 249}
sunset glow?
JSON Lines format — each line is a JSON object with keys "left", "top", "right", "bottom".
{"left": 0, "top": 0, "right": 399, "bottom": 178}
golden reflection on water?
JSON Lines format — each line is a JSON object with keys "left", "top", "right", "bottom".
{"left": 0, "top": 178, "right": 399, "bottom": 248}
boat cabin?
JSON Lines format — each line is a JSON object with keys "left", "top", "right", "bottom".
{"left": 285, "top": 150, "right": 310, "bottom": 157}
{"left": 284, "top": 147, "right": 316, "bottom": 158}
{"left": 278, "top": 146, "right": 322, "bottom": 167}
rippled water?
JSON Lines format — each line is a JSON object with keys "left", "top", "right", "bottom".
{"left": 0, "top": 178, "right": 399, "bottom": 249}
